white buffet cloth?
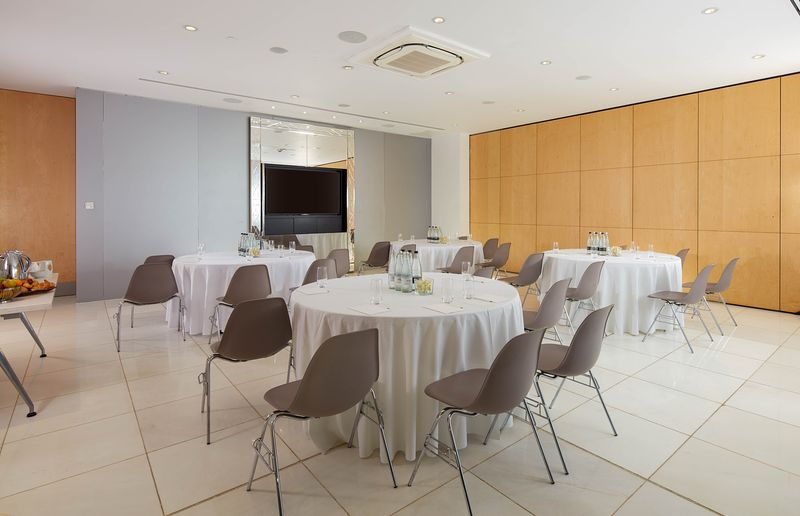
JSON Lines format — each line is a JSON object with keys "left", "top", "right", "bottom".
{"left": 539, "top": 249, "right": 683, "bottom": 336}
{"left": 389, "top": 239, "right": 484, "bottom": 272}
{"left": 291, "top": 273, "right": 523, "bottom": 461}
{"left": 166, "top": 251, "right": 315, "bottom": 335}
{"left": 296, "top": 232, "right": 349, "bottom": 260}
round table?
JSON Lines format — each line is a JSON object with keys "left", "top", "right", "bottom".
{"left": 166, "top": 250, "right": 315, "bottom": 335}
{"left": 389, "top": 239, "right": 484, "bottom": 272}
{"left": 290, "top": 273, "right": 523, "bottom": 460}
{"left": 539, "top": 249, "right": 683, "bottom": 336}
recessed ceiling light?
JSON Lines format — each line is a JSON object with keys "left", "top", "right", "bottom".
{"left": 338, "top": 103, "right": 350, "bottom": 107}
{"left": 269, "top": 47, "right": 288, "bottom": 54}
{"left": 290, "top": 95, "right": 300, "bottom": 99}
{"left": 342, "top": 65, "right": 354, "bottom": 70}
{"left": 701, "top": 7, "right": 718, "bottom": 14}
{"left": 331, "top": 115, "right": 337, "bottom": 119}
{"left": 482, "top": 100, "right": 495, "bottom": 105}
{"left": 540, "top": 60, "right": 552, "bottom": 65}
{"left": 576, "top": 75, "right": 592, "bottom": 81}
{"left": 358, "top": 119, "right": 364, "bottom": 123}
{"left": 183, "top": 25, "right": 198, "bottom": 31}
{"left": 444, "top": 91, "right": 455, "bottom": 95}
{"left": 382, "top": 110, "right": 390, "bottom": 115}
{"left": 338, "top": 31, "right": 367, "bottom": 44}
{"left": 752, "top": 54, "right": 766, "bottom": 60}
{"left": 270, "top": 105, "right": 276, "bottom": 110}
{"left": 432, "top": 16, "right": 445, "bottom": 24}
{"left": 302, "top": 111, "right": 307, "bottom": 114}
{"left": 157, "top": 70, "right": 169, "bottom": 75}
{"left": 609, "top": 87, "right": 619, "bottom": 92}
{"left": 223, "top": 97, "right": 242, "bottom": 104}
{"left": 225, "top": 35, "right": 237, "bottom": 40}
{"left": 516, "top": 108, "right": 526, "bottom": 113}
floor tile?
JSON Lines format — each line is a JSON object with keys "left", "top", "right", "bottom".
{"left": 726, "top": 382, "right": 800, "bottom": 428}
{"left": 128, "top": 364, "right": 230, "bottom": 410}
{"left": 615, "top": 481, "right": 713, "bottom": 516}
{"left": 121, "top": 344, "right": 208, "bottom": 381}
{"left": 594, "top": 345, "right": 659, "bottom": 376}
{"left": 732, "top": 310, "right": 800, "bottom": 334}
{"left": 749, "top": 361, "right": 800, "bottom": 394}
{"left": 24, "top": 342, "right": 119, "bottom": 377}
{"left": 635, "top": 359, "right": 744, "bottom": 403}
{"left": 21, "top": 360, "right": 126, "bottom": 400}
{"left": 664, "top": 346, "right": 762, "bottom": 379}
{"left": 36, "top": 327, "right": 116, "bottom": 351}
{"left": 211, "top": 349, "right": 292, "bottom": 385}
{"left": 766, "top": 346, "right": 800, "bottom": 368}
{"left": 690, "top": 333, "right": 779, "bottom": 361}
{"left": 604, "top": 333, "right": 683, "bottom": 358}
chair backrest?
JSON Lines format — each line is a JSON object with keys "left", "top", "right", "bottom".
{"left": 545, "top": 305, "right": 613, "bottom": 377}
{"left": 283, "top": 234, "right": 301, "bottom": 247}
{"left": 683, "top": 264, "right": 715, "bottom": 305}
{"left": 124, "top": 263, "right": 179, "bottom": 304}
{"left": 467, "top": 329, "right": 546, "bottom": 414}
{"left": 516, "top": 253, "right": 544, "bottom": 287}
{"left": 221, "top": 265, "right": 271, "bottom": 305}
{"left": 709, "top": 257, "right": 739, "bottom": 293}
{"left": 400, "top": 243, "right": 417, "bottom": 253}
{"left": 444, "top": 246, "right": 475, "bottom": 273}
{"left": 527, "top": 278, "right": 570, "bottom": 329}
{"left": 473, "top": 266, "right": 495, "bottom": 279}
{"left": 490, "top": 243, "right": 511, "bottom": 268}
{"left": 458, "top": 236, "right": 469, "bottom": 240}
{"left": 483, "top": 238, "right": 499, "bottom": 260}
{"left": 675, "top": 248, "right": 690, "bottom": 266}
{"left": 287, "top": 329, "right": 379, "bottom": 418}
{"left": 569, "top": 261, "right": 604, "bottom": 300}
{"left": 302, "top": 258, "right": 337, "bottom": 285}
{"left": 144, "top": 254, "right": 175, "bottom": 266}
{"left": 297, "top": 244, "right": 314, "bottom": 254}
{"left": 327, "top": 248, "right": 350, "bottom": 278}
{"left": 216, "top": 298, "right": 292, "bottom": 361}
{"left": 365, "top": 241, "right": 391, "bottom": 267}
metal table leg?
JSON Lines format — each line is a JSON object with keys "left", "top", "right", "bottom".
{"left": 0, "top": 350, "right": 36, "bottom": 417}
{"left": 2, "top": 312, "right": 46, "bottom": 357}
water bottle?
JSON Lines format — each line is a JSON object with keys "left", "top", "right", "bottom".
{"left": 603, "top": 233, "right": 609, "bottom": 255}
{"left": 388, "top": 249, "right": 397, "bottom": 290}
{"left": 411, "top": 251, "right": 422, "bottom": 290}
{"left": 586, "top": 232, "right": 592, "bottom": 254}
{"left": 401, "top": 252, "right": 413, "bottom": 293}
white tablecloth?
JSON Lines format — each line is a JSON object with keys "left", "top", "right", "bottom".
{"left": 539, "top": 249, "right": 683, "bottom": 336}
{"left": 296, "top": 232, "right": 349, "bottom": 260}
{"left": 389, "top": 240, "right": 484, "bottom": 272}
{"left": 166, "top": 251, "right": 315, "bottom": 335}
{"left": 290, "top": 273, "right": 523, "bottom": 460}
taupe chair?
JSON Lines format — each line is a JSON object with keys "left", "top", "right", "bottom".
{"left": 473, "top": 266, "right": 495, "bottom": 279}
{"left": 675, "top": 248, "right": 690, "bottom": 267}
{"left": 563, "top": 261, "right": 604, "bottom": 332}
{"left": 684, "top": 257, "right": 739, "bottom": 328}
{"left": 299, "top": 258, "right": 337, "bottom": 287}
{"left": 479, "top": 242, "right": 511, "bottom": 278}
{"left": 437, "top": 246, "right": 475, "bottom": 274}
{"left": 114, "top": 263, "right": 184, "bottom": 351}
{"left": 201, "top": 298, "right": 292, "bottom": 445}
{"left": 501, "top": 252, "right": 544, "bottom": 305}
{"left": 643, "top": 264, "right": 716, "bottom": 352}
{"left": 539, "top": 305, "right": 617, "bottom": 435}
{"left": 246, "top": 328, "right": 396, "bottom": 514}
{"left": 129, "top": 255, "right": 177, "bottom": 327}
{"left": 208, "top": 265, "right": 271, "bottom": 346}
{"left": 358, "top": 241, "right": 391, "bottom": 274}
{"left": 458, "top": 235, "right": 470, "bottom": 240}
{"left": 400, "top": 243, "right": 417, "bottom": 253}
{"left": 409, "top": 329, "right": 565, "bottom": 515}
{"left": 327, "top": 248, "right": 351, "bottom": 278}
{"left": 483, "top": 238, "right": 499, "bottom": 261}
{"left": 523, "top": 278, "right": 570, "bottom": 343}
{"left": 296, "top": 244, "right": 314, "bottom": 254}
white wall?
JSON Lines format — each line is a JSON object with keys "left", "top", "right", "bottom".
{"left": 431, "top": 133, "right": 470, "bottom": 237}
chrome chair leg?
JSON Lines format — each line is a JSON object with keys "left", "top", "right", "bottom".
{"left": 286, "top": 342, "right": 295, "bottom": 383}
{"left": 719, "top": 293, "right": 737, "bottom": 326}
{"left": 247, "top": 415, "right": 272, "bottom": 491}
{"left": 408, "top": 408, "right": 446, "bottom": 487}
{"left": 446, "top": 411, "right": 473, "bottom": 516}
{"left": 522, "top": 399, "right": 554, "bottom": 484}
{"left": 590, "top": 371, "right": 618, "bottom": 436}
{"left": 203, "top": 355, "right": 217, "bottom": 444}
{"left": 115, "top": 302, "right": 124, "bottom": 352}
{"left": 703, "top": 296, "right": 724, "bottom": 335}
{"left": 207, "top": 308, "right": 217, "bottom": 347}
{"left": 563, "top": 305, "right": 576, "bottom": 334}
{"left": 534, "top": 376, "right": 568, "bottom": 474}
{"left": 548, "top": 377, "right": 566, "bottom": 409}
{"left": 482, "top": 413, "right": 500, "bottom": 445}
{"left": 347, "top": 400, "right": 364, "bottom": 448}
{"left": 693, "top": 304, "right": 713, "bottom": 342}
{"left": 371, "top": 389, "right": 398, "bottom": 487}
{"left": 669, "top": 303, "right": 694, "bottom": 353}
{"left": 130, "top": 304, "right": 134, "bottom": 328}
{"left": 641, "top": 302, "right": 664, "bottom": 343}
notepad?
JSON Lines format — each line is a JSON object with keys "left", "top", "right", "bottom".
{"left": 471, "top": 294, "right": 505, "bottom": 303}
{"left": 297, "top": 287, "right": 329, "bottom": 295}
{"left": 350, "top": 304, "right": 390, "bottom": 315}
{"left": 424, "top": 303, "right": 463, "bottom": 314}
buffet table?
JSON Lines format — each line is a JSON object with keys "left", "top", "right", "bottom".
{"left": 538, "top": 249, "right": 683, "bottom": 335}
{"left": 290, "top": 272, "right": 523, "bottom": 460}
{"left": 166, "top": 251, "right": 315, "bottom": 335}
{"left": 389, "top": 239, "right": 484, "bottom": 272}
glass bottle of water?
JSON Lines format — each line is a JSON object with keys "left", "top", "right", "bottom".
{"left": 603, "top": 232, "right": 609, "bottom": 255}
{"left": 400, "top": 252, "right": 411, "bottom": 293}
{"left": 411, "top": 251, "right": 422, "bottom": 290}
{"left": 388, "top": 249, "right": 397, "bottom": 290}
{"left": 586, "top": 232, "right": 592, "bottom": 254}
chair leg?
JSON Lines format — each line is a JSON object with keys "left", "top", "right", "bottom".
{"left": 548, "top": 377, "right": 566, "bottom": 409}
{"left": 347, "top": 400, "right": 364, "bottom": 448}
{"left": 590, "top": 371, "right": 618, "bottom": 436}
{"left": 270, "top": 418, "right": 285, "bottom": 515}
{"left": 563, "top": 305, "right": 576, "bottom": 334}
{"left": 534, "top": 376, "right": 568, "bottom": 474}
{"left": 693, "top": 304, "right": 714, "bottom": 342}
{"left": 179, "top": 297, "right": 186, "bottom": 341}
{"left": 669, "top": 303, "right": 694, "bottom": 353}
{"left": 482, "top": 414, "right": 500, "bottom": 445}
{"left": 703, "top": 296, "right": 724, "bottom": 336}
{"left": 286, "top": 342, "right": 295, "bottom": 384}
{"left": 208, "top": 307, "right": 217, "bottom": 347}
{"left": 641, "top": 302, "right": 664, "bottom": 343}
{"left": 115, "top": 302, "right": 124, "bottom": 352}
{"left": 446, "top": 411, "right": 473, "bottom": 516}
{"left": 130, "top": 304, "right": 134, "bottom": 328}
{"left": 521, "top": 399, "right": 554, "bottom": 484}
{"left": 552, "top": 326, "right": 564, "bottom": 344}
{"left": 204, "top": 355, "right": 216, "bottom": 444}
{"left": 247, "top": 415, "right": 271, "bottom": 491}
{"left": 371, "top": 389, "right": 398, "bottom": 488}
{"left": 215, "top": 305, "right": 222, "bottom": 345}
{"left": 408, "top": 408, "right": 446, "bottom": 487}
{"left": 719, "top": 293, "right": 737, "bottom": 326}
{"left": 522, "top": 286, "right": 530, "bottom": 307}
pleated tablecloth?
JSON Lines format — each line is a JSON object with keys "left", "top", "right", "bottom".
{"left": 389, "top": 239, "right": 484, "bottom": 272}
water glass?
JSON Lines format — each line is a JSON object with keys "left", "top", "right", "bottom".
{"left": 410, "top": 234, "right": 416, "bottom": 241}
{"left": 370, "top": 279, "right": 383, "bottom": 305}
{"left": 289, "top": 241, "right": 296, "bottom": 253}
{"left": 197, "top": 243, "right": 205, "bottom": 260}
{"left": 629, "top": 241, "right": 636, "bottom": 253}
{"left": 552, "top": 241, "right": 559, "bottom": 253}
{"left": 648, "top": 243, "right": 655, "bottom": 259}
{"left": 397, "top": 233, "right": 403, "bottom": 241}
{"left": 316, "top": 267, "right": 328, "bottom": 288}
{"left": 268, "top": 240, "right": 275, "bottom": 251}
{"left": 463, "top": 275, "right": 474, "bottom": 300}
{"left": 441, "top": 276, "right": 454, "bottom": 304}
{"left": 461, "top": 261, "right": 472, "bottom": 276}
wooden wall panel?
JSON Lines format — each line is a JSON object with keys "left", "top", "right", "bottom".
{"left": 536, "top": 117, "right": 580, "bottom": 174}
{"left": 698, "top": 157, "right": 780, "bottom": 233}
{"left": 469, "top": 132, "right": 500, "bottom": 178}
{"left": 633, "top": 163, "right": 697, "bottom": 230}
{"left": 537, "top": 226, "right": 580, "bottom": 253}
{"left": 698, "top": 231, "right": 780, "bottom": 310}
{"left": 0, "top": 89, "right": 76, "bottom": 282}
{"left": 632, "top": 228, "right": 698, "bottom": 280}
{"left": 469, "top": 178, "right": 500, "bottom": 224}
{"left": 469, "top": 223, "right": 500, "bottom": 246}
{"left": 579, "top": 227, "right": 632, "bottom": 249}
{"left": 500, "top": 125, "right": 536, "bottom": 176}
{"left": 536, "top": 171, "right": 580, "bottom": 226}
{"left": 499, "top": 224, "right": 536, "bottom": 272}
{"left": 633, "top": 95, "right": 698, "bottom": 166}
{"left": 499, "top": 175, "right": 536, "bottom": 225}
{"left": 782, "top": 154, "right": 800, "bottom": 234}
{"left": 699, "top": 79, "right": 780, "bottom": 161}
{"left": 580, "top": 167, "right": 632, "bottom": 228}
{"left": 782, "top": 74, "right": 800, "bottom": 156}
{"left": 580, "top": 107, "right": 633, "bottom": 170}
{"left": 781, "top": 233, "right": 800, "bottom": 312}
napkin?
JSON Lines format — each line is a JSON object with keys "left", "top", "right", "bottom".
{"left": 350, "top": 304, "right": 390, "bottom": 315}
{"left": 471, "top": 293, "right": 505, "bottom": 303}
{"left": 297, "top": 287, "right": 329, "bottom": 295}
{"left": 425, "top": 303, "right": 463, "bottom": 314}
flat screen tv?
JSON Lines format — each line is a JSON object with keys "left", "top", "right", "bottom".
{"left": 264, "top": 164, "right": 343, "bottom": 215}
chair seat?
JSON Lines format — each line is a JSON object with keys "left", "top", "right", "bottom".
{"left": 424, "top": 369, "right": 488, "bottom": 408}
{"left": 215, "top": 296, "right": 234, "bottom": 307}
{"left": 264, "top": 380, "right": 301, "bottom": 411}
{"left": 500, "top": 275, "right": 520, "bottom": 286}
{"left": 538, "top": 344, "right": 569, "bottom": 374}
{"left": 648, "top": 290, "right": 687, "bottom": 303}
{"left": 479, "top": 261, "right": 493, "bottom": 268}
{"left": 565, "top": 287, "right": 581, "bottom": 301}
{"left": 682, "top": 281, "right": 720, "bottom": 292}
{"left": 522, "top": 310, "right": 539, "bottom": 329}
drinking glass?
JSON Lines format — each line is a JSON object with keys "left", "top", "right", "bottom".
{"left": 461, "top": 261, "right": 472, "bottom": 276}
{"left": 410, "top": 234, "right": 416, "bottom": 241}
{"left": 289, "top": 241, "right": 296, "bottom": 253}
{"left": 370, "top": 279, "right": 383, "bottom": 305}
{"left": 316, "top": 267, "right": 328, "bottom": 288}
{"left": 552, "top": 241, "right": 559, "bottom": 253}
{"left": 463, "top": 275, "right": 474, "bottom": 300}
{"left": 197, "top": 243, "right": 205, "bottom": 260}
{"left": 629, "top": 241, "right": 636, "bottom": 254}
{"left": 397, "top": 233, "right": 403, "bottom": 241}
{"left": 648, "top": 243, "right": 655, "bottom": 259}
{"left": 441, "top": 277, "right": 454, "bottom": 304}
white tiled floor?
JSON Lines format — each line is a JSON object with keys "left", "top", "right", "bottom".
{"left": 0, "top": 293, "right": 798, "bottom": 514}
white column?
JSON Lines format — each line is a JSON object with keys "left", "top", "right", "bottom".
{"left": 431, "top": 133, "right": 470, "bottom": 237}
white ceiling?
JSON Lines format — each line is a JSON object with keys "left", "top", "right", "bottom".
{"left": 2, "top": 0, "right": 799, "bottom": 136}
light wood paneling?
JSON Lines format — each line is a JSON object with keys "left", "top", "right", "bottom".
{"left": 579, "top": 227, "right": 633, "bottom": 249}
{"left": 500, "top": 125, "right": 536, "bottom": 176}
{"left": 499, "top": 224, "right": 536, "bottom": 273}
{"left": 781, "top": 233, "right": 800, "bottom": 312}
{"left": 469, "top": 178, "right": 500, "bottom": 224}
{"left": 698, "top": 231, "right": 780, "bottom": 310}
{"left": 536, "top": 117, "right": 580, "bottom": 174}
{"left": 580, "top": 167, "right": 632, "bottom": 228}
{"left": 469, "top": 223, "right": 500, "bottom": 247}
{"left": 580, "top": 107, "right": 633, "bottom": 170}
{"left": 632, "top": 228, "right": 698, "bottom": 279}
{"left": 633, "top": 163, "right": 698, "bottom": 230}
{"left": 633, "top": 95, "right": 698, "bottom": 166}
{"left": 537, "top": 225, "right": 580, "bottom": 253}
{"left": 470, "top": 132, "right": 500, "bottom": 178}
{"left": 698, "top": 157, "right": 780, "bottom": 233}
{"left": 500, "top": 175, "right": 536, "bottom": 225}
{"left": 781, "top": 74, "right": 800, "bottom": 156}
{"left": 699, "top": 79, "right": 780, "bottom": 161}
{"left": 0, "top": 89, "right": 76, "bottom": 282}
{"left": 536, "top": 171, "right": 580, "bottom": 226}
{"left": 782, "top": 154, "right": 800, "bottom": 234}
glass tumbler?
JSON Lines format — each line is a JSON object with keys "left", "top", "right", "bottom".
{"left": 316, "top": 267, "right": 328, "bottom": 288}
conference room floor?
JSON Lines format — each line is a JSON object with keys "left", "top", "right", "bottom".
{"left": 0, "top": 288, "right": 799, "bottom": 515}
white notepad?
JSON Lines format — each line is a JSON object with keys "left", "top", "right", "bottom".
{"left": 350, "top": 304, "right": 391, "bottom": 315}
{"left": 425, "top": 303, "right": 463, "bottom": 314}
{"left": 471, "top": 294, "right": 505, "bottom": 303}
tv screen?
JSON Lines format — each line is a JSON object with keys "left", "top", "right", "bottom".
{"left": 265, "top": 165, "right": 342, "bottom": 215}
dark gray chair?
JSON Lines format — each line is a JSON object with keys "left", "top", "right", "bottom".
{"left": 563, "top": 261, "right": 604, "bottom": 332}
{"left": 208, "top": 265, "right": 271, "bottom": 346}
{"left": 200, "top": 298, "right": 292, "bottom": 444}
{"left": 684, "top": 257, "right": 739, "bottom": 328}
{"left": 473, "top": 266, "right": 495, "bottom": 279}
{"left": 483, "top": 238, "right": 499, "bottom": 261}
{"left": 523, "top": 278, "right": 570, "bottom": 343}
{"left": 501, "top": 252, "right": 544, "bottom": 305}
{"left": 299, "top": 258, "right": 337, "bottom": 286}
{"left": 358, "top": 241, "right": 391, "bottom": 275}
{"left": 408, "top": 329, "right": 565, "bottom": 515}
{"left": 643, "top": 264, "right": 716, "bottom": 352}
{"left": 129, "top": 255, "right": 177, "bottom": 327}
{"left": 246, "top": 328, "right": 396, "bottom": 514}
{"left": 437, "top": 246, "right": 475, "bottom": 274}
{"left": 480, "top": 242, "right": 511, "bottom": 278}
{"left": 675, "top": 248, "right": 690, "bottom": 267}
{"left": 296, "top": 244, "right": 314, "bottom": 254}
{"left": 327, "top": 248, "right": 351, "bottom": 278}
{"left": 114, "top": 263, "right": 184, "bottom": 351}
